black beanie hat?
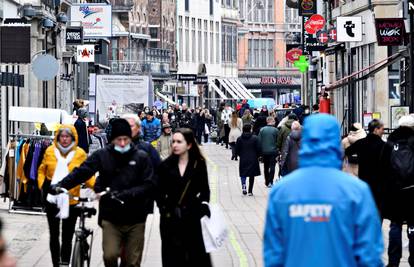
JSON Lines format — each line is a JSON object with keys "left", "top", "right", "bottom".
{"left": 110, "top": 119, "right": 132, "bottom": 141}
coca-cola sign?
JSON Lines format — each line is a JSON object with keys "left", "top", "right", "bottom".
{"left": 286, "top": 48, "right": 303, "bottom": 63}
{"left": 305, "top": 14, "right": 326, "bottom": 34}
{"left": 375, "top": 18, "right": 405, "bottom": 46}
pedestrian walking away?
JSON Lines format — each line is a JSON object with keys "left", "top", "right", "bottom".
{"left": 157, "top": 128, "right": 212, "bottom": 267}
{"left": 229, "top": 111, "right": 243, "bottom": 161}
{"left": 380, "top": 114, "right": 414, "bottom": 267}
{"left": 258, "top": 116, "right": 279, "bottom": 187}
{"left": 280, "top": 121, "right": 302, "bottom": 176}
{"left": 236, "top": 124, "right": 261, "bottom": 196}
{"left": 50, "top": 118, "right": 156, "bottom": 267}
{"left": 38, "top": 125, "right": 95, "bottom": 267}
{"left": 74, "top": 108, "right": 90, "bottom": 154}
{"left": 342, "top": 122, "right": 367, "bottom": 176}
{"left": 345, "top": 119, "right": 385, "bottom": 211}
{"left": 264, "top": 114, "right": 383, "bottom": 267}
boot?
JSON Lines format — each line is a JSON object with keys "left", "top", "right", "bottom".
{"left": 242, "top": 184, "right": 247, "bottom": 195}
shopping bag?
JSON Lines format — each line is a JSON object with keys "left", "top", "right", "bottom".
{"left": 204, "top": 124, "right": 210, "bottom": 135}
{"left": 200, "top": 204, "right": 228, "bottom": 253}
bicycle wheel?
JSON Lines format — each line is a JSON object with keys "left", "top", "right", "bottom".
{"left": 71, "top": 240, "right": 84, "bottom": 267}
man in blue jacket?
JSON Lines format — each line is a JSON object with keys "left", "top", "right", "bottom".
{"left": 141, "top": 111, "right": 161, "bottom": 143}
{"left": 264, "top": 114, "right": 383, "bottom": 267}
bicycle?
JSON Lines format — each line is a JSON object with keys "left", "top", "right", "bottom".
{"left": 55, "top": 187, "right": 124, "bottom": 267}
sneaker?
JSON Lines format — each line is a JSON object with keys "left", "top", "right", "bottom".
{"left": 267, "top": 184, "right": 272, "bottom": 188}
{"left": 242, "top": 184, "right": 247, "bottom": 195}
{"left": 248, "top": 193, "right": 253, "bottom": 196}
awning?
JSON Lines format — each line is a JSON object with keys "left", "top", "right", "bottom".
{"left": 155, "top": 91, "right": 176, "bottom": 105}
{"left": 218, "top": 79, "right": 243, "bottom": 99}
{"left": 325, "top": 51, "right": 406, "bottom": 91}
{"left": 209, "top": 82, "right": 228, "bottom": 100}
{"left": 130, "top": 33, "right": 151, "bottom": 40}
{"left": 232, "top": 78, "right": 256, "bottom": 99}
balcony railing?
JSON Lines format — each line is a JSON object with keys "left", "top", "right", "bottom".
{"left": 111, "top": 0, "right": 133, "bottom": 11}
{"left": 109, "top": 60, "right": 170, "bottom": 76}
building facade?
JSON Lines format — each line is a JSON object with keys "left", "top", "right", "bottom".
{"left": 238, "top": 0, "right": 301, "bottom": 103}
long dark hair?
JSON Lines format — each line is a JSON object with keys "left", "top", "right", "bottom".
{"left": 174, "top": 128, "right": 205, "bottom": 162}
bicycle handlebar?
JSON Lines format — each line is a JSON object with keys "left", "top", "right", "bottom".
{"left": 54, "top": 187, "right": 124, "bottom": 205}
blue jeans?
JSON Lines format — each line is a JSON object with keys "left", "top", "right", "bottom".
{"left": 241, "top": 176, "right": 255, "bottom": 193}
{"left": 388, "top": 222, "right": 414, "bottom": 266}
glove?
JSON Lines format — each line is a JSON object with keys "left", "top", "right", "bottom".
{"left": 200, "top": 202, "right": 211, "bottom": 218}
{"left": 48, "top": 183, "right": 63, "bottom": 195}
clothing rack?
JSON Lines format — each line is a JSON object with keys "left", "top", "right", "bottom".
{"left": 8, "top": 133, "right": 54, "bottom": 215}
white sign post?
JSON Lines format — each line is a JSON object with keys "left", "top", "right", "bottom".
{"left": 337, "top": 16, "right": 362, "bottom": 42}
{"left": 70, "top": 4, "right": 112, "bottom": 38}
{"left": 76, "top": 45, "right": 95, "bottom": 62}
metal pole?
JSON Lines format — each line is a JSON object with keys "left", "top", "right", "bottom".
{"left": 410, "top": 11, "right": 414, "bottom": 111}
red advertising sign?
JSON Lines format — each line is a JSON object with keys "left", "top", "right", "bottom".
{"left": 304, "top": 14, "right": 326, "bottom": 34}
{"left": 286, "top": 48, "right": 303, "bottom": 63}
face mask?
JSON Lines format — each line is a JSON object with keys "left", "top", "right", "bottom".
{"left": 114, "top": 143, "right": 131, "bottom": 154}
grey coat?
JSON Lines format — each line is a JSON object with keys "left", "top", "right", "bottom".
{"left": 281, "top": 130, "right": 301, "bottom": 175}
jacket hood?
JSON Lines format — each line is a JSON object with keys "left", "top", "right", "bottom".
{"left": 54, "top": 124, "right": 79, "bottom": 150}
{"left": 299, "top": 114, "right": 342, "bottom": 169}
{"left": 347, "top": 128, "right": 366, "bottom": 144}
{"left": 290, "top": 130, "right": 301, "bottom": 141}
{"left": 241, "top": 132, "right": 253, "bottom": 139}
{"left": 285, "top": 119, "right": 294, "bottom": 129}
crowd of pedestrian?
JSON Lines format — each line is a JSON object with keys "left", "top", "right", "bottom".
{"left": 3, "top": 98, "right": 414, "bottom": 267}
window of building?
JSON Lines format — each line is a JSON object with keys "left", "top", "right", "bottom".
{"left": 210, "top": 0, "right": 214, "bottom": 15}
{"left": 248, "top": 39, "right": 252, "bottom": 67}
{"left": 198, "top": 28, "right": 202, "bottom": 62}
{"left": 210, "top": 32, "right": 214, "bottom": 63}
{"left": 192, "top": 28, "right": 196, "bottom": 62}
{"left": 185, "top": 0, "right": 189, "bottom": 11}
{"left": 268, "top": 39, "right": 274, "bottom": 67}
{"left": 239, "top": 0, "right": 245, "bottom": 19}
{"left": 185, "top": 29, "right": 189, "bottom": 61}
{"left": 150, "top": 28, "right": 158, "bottom": 39}
{"left": 268, "top": 0, "right": 274, "bottom": 22}
{"left": 216, "top": 22, "right": 220, "bottom": 63}
{"left": 178, "top": 28, "right": 183, "bottom": 62}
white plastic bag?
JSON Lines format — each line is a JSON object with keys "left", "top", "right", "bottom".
{"left": 200, "top": 204, "right": 228, "bottom": 253}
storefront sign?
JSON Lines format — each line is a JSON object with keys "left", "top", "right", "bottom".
{"left": 178, "top": 74, "right": 197, "bottom": 81}
{"left": 303, "top": 16, "right": 327, "bottom": 54}
{"left": 375, "top": 18, "right": 405, "bottom": 46}
{"left": 299, "top": 0, "right": 316, "bottom": 16}
{"left": 260, "top": 77, "right": 295, "bottom": 85}
{"left": 409, "top": 0, "right": 414, "bottom": 14}
{"left": 304, "top": 14, "right": 326, "bottom": 34}
{"left": 70, "top": 4, "right": 112, "bottom": 38}
{"left": 76, "top": 45, "right": 95, "bottom": 62}
{"left": 286, "top": 48, "right": 303, "bottom": 63}
{"left": 328, "top": 28, "right": 337, "bottom": 42}
{"left": 337, "top": 16, "right": 362, "bottom": 42}
{"left": 0, "top": 26, "right": 31, "bottom": 64}
{"left": 66, "top": 27, "right": 83, "bottom": 45}
{"left": 193, "top": 76, "right": 208, "bottom": 85}
{"left": 317, "top": 30, "right": 329, "bottom": 44}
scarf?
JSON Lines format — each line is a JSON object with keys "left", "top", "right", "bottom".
{"left": 46, "top": 148, "right": 75, "bottom": 219}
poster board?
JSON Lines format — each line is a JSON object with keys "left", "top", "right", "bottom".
{"left": 390, "top": 106, "right": 409, "bottom": 129}
{"left": 96, "top": 75, "right": 150, "bottom": 122}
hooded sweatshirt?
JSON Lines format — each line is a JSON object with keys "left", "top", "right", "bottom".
{"left": 264, "top": 114, "right": 383, "bottom": 267}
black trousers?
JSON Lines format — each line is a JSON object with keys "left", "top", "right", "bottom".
{"left": 241, "top": 176, "right": 255, "bottom": 193}
{"left": 223, "top": 124, "right": 230, "bottom": 148}
{"left": 229, "top": 142, "right": 237, "bottom": 158}
{"left": 263, "top": 154, "right": 277, "bottom": 186}
{"left": 46, "top": 203, "right": 79, "bottom": 267}
{"left": 388, "top": 221, "right": 414, "bottom": 266}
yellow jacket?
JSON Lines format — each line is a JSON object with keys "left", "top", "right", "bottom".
{"left": 38, "top": 125, "right": 95, "bottom": 205}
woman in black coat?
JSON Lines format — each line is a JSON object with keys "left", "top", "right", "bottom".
{"left": 236, "top": 124, "right": 261, "bottom": 196}
{"left": 157, "top": 128, "right": 212, "bottom": 267}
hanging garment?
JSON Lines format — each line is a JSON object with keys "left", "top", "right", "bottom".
{"left": 30, "top": 142, "right": 42, "bottom": 180}
{"left": 46, "top": 148, "right": 75, "bottom": 219}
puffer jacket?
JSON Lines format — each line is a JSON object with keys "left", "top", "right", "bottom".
{"left": 37, "top": 124, "right": 95, "bottom": 205}
{"left": 142, "top": 117, "right": 161, "bottom": 142}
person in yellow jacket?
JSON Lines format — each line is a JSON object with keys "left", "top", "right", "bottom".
{"left": 38, "top": 125, "right": 95, "bottom": 267}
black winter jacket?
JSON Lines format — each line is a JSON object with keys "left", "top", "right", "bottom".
{"left": 60, "top": 145, "right": 155, "bottom": 224}
{"left": 236, "top": 133, "right": 261, "bottom": 177}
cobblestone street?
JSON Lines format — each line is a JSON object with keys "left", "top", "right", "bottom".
{"left": 0, "top": 143, "right": 410, "bottom": 266}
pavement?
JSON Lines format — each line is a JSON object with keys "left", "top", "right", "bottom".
{"left": 0, "top": 143, "right": 411, "bottom": 266}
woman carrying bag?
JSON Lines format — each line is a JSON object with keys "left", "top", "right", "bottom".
{"left": 157, "top": 128, "right": 212, "bottom": 267}
{"left": 38, "top": 125, "right": 95, "bottom": 267}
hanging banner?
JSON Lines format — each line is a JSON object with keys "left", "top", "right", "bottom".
{"left": 66, "top": 27, "right": 83, "bottom": 45}
{"left": 375, "top": 18, "right": 405, "bottom": 46}
{"left": 286, "top": 48, "right": 303, "bottom": 63}
{"left": 70, "top": 4, "right": 112, "bottom": 38}
{"left": 302, "top": 16, "right": 327, "bottom": 54}
{"left": 299, "top": 0, "right": 316, "bottom": 16}
{"left": 304, "top": 14, "right": 326, "bottom": 34}
{"left": 337, "top": 16, "right": 363, "bottom": 42}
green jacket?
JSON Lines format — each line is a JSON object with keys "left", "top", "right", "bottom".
{"left": 277, "top": 119, "right": 294, "bottom": 151}
{"left": 258, "top": 125, "right": 279, "bottom": 155}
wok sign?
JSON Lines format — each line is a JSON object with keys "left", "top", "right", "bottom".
{"left": 375, "top": 18, "right": 405, "bottom": 46}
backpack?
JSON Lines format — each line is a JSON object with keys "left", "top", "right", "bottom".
{"left": 390, "top": 136, "right": 414, "bottom": 190}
